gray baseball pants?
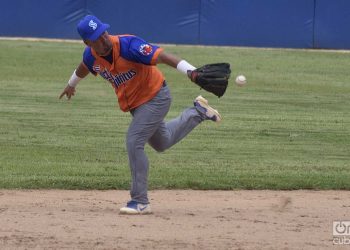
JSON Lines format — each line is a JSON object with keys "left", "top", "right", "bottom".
{"left": 127, "top": 83, "right": 205, "bottom": 204}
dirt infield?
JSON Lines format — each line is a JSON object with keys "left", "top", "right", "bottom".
{"left": 0, "top": 190, "right": 349, "bottom": 250}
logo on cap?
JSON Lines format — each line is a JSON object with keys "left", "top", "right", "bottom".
{"left": 89, "top": 20, "right": 98, "bottom": 30}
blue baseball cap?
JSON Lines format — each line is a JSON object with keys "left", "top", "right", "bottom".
{"left": 77, "top": 15, "right": 110, "bottom": 41}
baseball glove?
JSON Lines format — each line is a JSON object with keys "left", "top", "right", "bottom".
{"left": 188, "top": 63, "right": 231, "bottom": 97}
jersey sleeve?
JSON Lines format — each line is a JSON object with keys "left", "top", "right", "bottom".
{"left": 119, "top": 36, "right": 163, "bottom": 65}
{"left": 83, "top": 47, "right": 98, "bottom": 75}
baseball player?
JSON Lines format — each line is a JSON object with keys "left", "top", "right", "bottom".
{"left": 59, "top": 15, "right": 221, "bottom": 214}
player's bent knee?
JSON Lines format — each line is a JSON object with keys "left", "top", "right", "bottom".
{"left": 155, "top": 147, "right": 166, "bottom": 153}
{"left": 149, "top": 142, "right": 168, "bottom": 153}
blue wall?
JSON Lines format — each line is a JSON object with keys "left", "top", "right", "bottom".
{"left": 0, "top": 0, "right": 349, "bottom": 49}
{"left": 314, "top": 0, "right": 350, "bottom": 49}
{"left": 199, "top": 0, "right": 315, "bottom": 48}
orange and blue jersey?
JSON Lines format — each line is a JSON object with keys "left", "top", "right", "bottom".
{"left": 82, "top": 35, "right": 164, "bottom": 112}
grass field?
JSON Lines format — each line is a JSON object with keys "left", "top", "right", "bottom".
{"left": 0, "top": 39, "right": 349, "bottom": 190}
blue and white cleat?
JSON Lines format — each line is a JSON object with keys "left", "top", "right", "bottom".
{"left": 119, "top": 201, "right": 152, "bottom": 215}
{"left": 194, "top": 95, "right": 221, "bottom": 122}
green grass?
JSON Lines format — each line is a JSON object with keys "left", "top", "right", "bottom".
{"left": 0, "top": 39, "right": 349, "bottom": 189}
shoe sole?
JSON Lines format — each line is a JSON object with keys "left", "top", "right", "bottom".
{"left": 119, "top": 207, "right": 153, "bottom": 215}
{"left": 195, "top": 96, "right": 222, "bottom": 122}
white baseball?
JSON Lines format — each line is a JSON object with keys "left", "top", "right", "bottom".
{"left": 235, "top": 75, "right": 247, "bottom": 86}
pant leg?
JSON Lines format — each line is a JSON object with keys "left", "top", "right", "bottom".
{"left": 126, "top": 85, "right": 171, "bottom": 204}
{"left": 148, "top": 107, "right": 205, "bottom": 152}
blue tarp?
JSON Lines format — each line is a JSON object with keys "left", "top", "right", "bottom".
{"left": 0, "top": 0, "right": 349, "bottom": 49}
{"left": 314, "top": 0, "right": 350, "bottom": 49}
{"left": 200, "top": 0, "right": 314, "bottom": 48}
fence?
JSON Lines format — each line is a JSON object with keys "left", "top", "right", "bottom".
{"left": 0, "top": 0, "right": 349, "bottom": 49}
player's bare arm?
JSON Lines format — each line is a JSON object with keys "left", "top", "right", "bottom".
{"left": 157, "top": 51, "right": 196, "bottom": 78}
{"left": 157, "top": 51, "right": 182, "bottom": 68}
{"left": 157, "top": 51, "right": 230, "bottom": 97}
{"left": 59, "top": 62, "right": 89, "bottom": 100}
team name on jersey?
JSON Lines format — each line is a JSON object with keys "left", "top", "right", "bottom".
{"left": 100, "top": 69, "right": 137, "bottom": 88}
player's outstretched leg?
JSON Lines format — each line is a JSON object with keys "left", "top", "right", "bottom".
{"left": 193, "top": 95, "right": 221, "bottom": 122}
{"left": 148, "top": 95, "right": 221, "bottom": 152}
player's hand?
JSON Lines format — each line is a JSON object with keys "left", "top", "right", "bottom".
{"left": 59, "top": 85, "right": 76, "bottom": 100}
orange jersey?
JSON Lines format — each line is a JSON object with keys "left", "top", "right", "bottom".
{"left": 83, "top": 35, "right": 164, "bottom": 112}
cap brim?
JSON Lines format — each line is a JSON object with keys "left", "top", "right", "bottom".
{"left": 88, "top": 23, "right": 110, "bottom": 41}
